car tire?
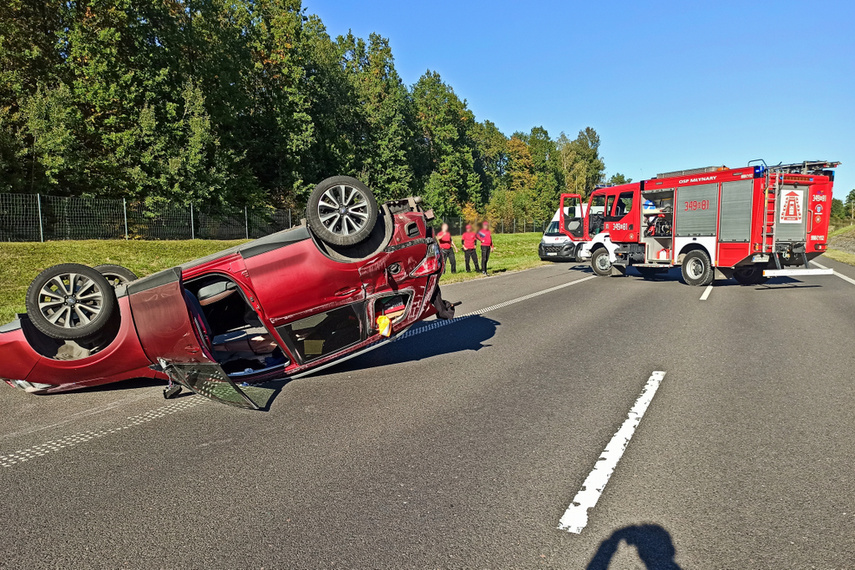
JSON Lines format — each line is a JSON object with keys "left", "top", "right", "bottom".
{"left": 306, "top": 176, "right": 379, "bottom": 247}
{"left": 681, "top": 250, "right": 714, "bottom": 286}
{"left": 733, "top": 265, "right": 768, "bottom": 285}
{"left": 591, "top": 248, "right": 612, "bottom": 276}
{"left": 26, "top": 263, "right": 119, "bottom": 341}
{"left": 94, "top": 264, "right": 138, "bottom": 288}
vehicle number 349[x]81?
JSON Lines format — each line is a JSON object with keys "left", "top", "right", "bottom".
{"left": 684, "top": 200, "right": 710, "bottom": 211}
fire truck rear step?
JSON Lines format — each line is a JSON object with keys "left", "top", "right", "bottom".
{"left": 763, "top": 268, "right": 833, "bottom": 277}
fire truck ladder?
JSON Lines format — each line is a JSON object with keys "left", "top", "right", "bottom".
{"left": 760, "top": 168, "right": 776, "bottom": 255}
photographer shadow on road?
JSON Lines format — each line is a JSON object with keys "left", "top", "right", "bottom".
{"left": 587, "top": 524, "right": 682, "bottom": 570}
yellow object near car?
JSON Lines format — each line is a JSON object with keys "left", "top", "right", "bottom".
{"left": 376, "top": 315, "right": 392, "bottom": 337}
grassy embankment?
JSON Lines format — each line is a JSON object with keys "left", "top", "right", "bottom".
{"left": 0, "top": 232, "right": 546, "bottom": 324}
{"left": 826, "top": 224, "right": 855, "bottom": 266}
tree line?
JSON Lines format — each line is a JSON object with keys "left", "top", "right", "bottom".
{"left": 0, "top": 0, "right": 621, "bottom": 222}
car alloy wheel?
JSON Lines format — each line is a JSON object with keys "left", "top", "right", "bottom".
{"left": 318, "top": 184, "right": 372, "bottom": 237}
{"left": 38, "top": 272, "right": 105, "bottom": 329}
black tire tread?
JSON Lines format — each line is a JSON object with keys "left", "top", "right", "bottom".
{"left": 306, "top": 176, "right": 379, "bottom": 247}
{"left": 591, "top": 248, "right": 612, "bottom": 277}
{"left": 680, "top": 250, "right": 714, "bottom": 286}
{"left": 25, "top": 263, "right": 118, "bottom": 341}
{"left": 94, "top": 264, "right": 138, "bottom": 286}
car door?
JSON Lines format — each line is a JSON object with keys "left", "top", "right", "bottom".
{"left": 559, "top": 194, "right": 586, "bottom": 241}
{"left": 127, "top": 268, "right": 265, "bottom": 409}
{"left": 242, "top": 237, "right": 365, "bottom": 326}
{"left": 607, "top": 189, "right": 639, "bottom": 243}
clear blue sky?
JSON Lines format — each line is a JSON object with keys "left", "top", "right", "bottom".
{"left": 305, "top": 0, "right": 854, "bottom": 199}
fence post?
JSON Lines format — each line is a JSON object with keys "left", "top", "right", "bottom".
{"left": 513, "top": 218, "right": 516, "bottom": 233}
{"left": 190, "top": 204, "right": 195, "bottom": 240}
{"left": 244, "top": 206, "right": 249, "bottom": 240}
{"left": 36, "top": 194, "right": 44, "bottom": 242}
{"left": 288, "top": 209, "right": 292, "bottom": 229}
{"left": 122, "top": 198, "right": 128, "bottom": 240}
{"left": 501, "top": 219, "right": 504, "bottom": 233}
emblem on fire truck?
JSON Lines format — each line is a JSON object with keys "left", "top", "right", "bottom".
{"left": 779, "top": 189, "right": 804, "bottom": 224}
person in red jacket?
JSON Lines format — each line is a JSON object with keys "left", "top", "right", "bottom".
{"left": 460, "top": 224, "right": 480, "bottom": 272}
{"left": 476, "top": 221, "right": 494, "bottom": 275}
{"left": 435, "top": 222, "right": 457, "bottom": 274}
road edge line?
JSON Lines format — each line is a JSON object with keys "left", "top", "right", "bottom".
{"left": 812, "top": 261, "right": 855, "bottom": 287}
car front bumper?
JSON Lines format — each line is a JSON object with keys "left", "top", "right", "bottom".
{"left": 539, "top": 242, "right": 576, "bottom": 260}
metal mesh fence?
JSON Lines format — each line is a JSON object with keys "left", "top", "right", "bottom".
{"left": 126, "top": 201, "right": 193, "bottom": 240}
{"left": 43, "top": 196, "right": 126, "bottom": 240}
{"left": 0, "top": 193, "right": 299, "bottom": 242}
{"left": 0, "top": 193, "right": 547, "bottom": 242}
{"left": 0, "top": 194, "right": 42, "bottom": 242}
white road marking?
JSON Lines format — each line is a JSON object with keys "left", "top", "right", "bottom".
{"left": 0, "top": 392, "right": 156, "bottom": 441}
{"left": 699, "top": 285, "right": 713, "bottom": 301}
{"left": 394, "top": 275, "right": 598, "bottom": 340}
{"left": 295, "top": 274, "right": 598, "bottom": 377}
{"left": 812, "top": 261, "right": 855, "bottom": 287}
{"left": 557, "top": 371, "right": 666, "bottom": 534}
{"left": 0, "top": 396, "right": 204, "bottom": 468}
{"left": 1, "top": 274, "right": 598, "bottom": 468}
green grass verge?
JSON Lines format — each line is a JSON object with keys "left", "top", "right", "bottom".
{"left": 829, "top": 224, "right": 855, "bottom": 238}
{"left": 0, "top": 232, "right": 546, "bottom": 324}
{"left": 0, "top": 239, "right": 244, "bottom": 324}
{"left": 824, "top": 249, "right": 855, "bottom": 267}
{"left": 438, "top": 232, "right": 546, "bottom": 284}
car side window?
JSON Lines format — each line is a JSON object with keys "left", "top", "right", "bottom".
{"left": 278, "top": 305, "right": 363, "bottom": 362}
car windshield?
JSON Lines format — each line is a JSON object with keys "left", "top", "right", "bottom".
{"left": 544, "top": 221, "right": 562, "bottom": 236}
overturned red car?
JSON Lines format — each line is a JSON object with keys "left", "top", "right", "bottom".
{"left": 0, "top": 176, "right": 453, "bottom": 408}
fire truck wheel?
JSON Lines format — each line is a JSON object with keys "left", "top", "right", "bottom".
{"left": 591, "top": 248, "right": 612, "bottom": 276}
{"left": 733, "top": 265, "right": 768, "bottom": 285}
{"left": 681, "top": 250, "right": 714, "bottom": 286}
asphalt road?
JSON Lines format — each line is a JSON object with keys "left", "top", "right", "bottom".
{"left": 2, "top": 257, "right": 855, "bottom": 569}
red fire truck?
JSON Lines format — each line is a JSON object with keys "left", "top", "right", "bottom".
{"left": 559, "top": 160, "right": 839, "bottom": 286}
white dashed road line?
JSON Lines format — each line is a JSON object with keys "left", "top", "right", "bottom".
{"left": 0, "top": 396, "right": 204, "bottom": 468}
{"left": 557, "top": 371, "right": 666, "bottom": 534}
{"left": 812, "top": 261, "right": 855, "bottom": 287}
{"left": 699, "top": 285, "right": 713, "bottom": 301}
{"left": 2, "top": 274, "right": 599, "bottom": 468}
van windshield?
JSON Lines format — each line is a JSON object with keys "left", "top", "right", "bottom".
{"left": 544, "top": 221, "right": 562, "bottom": 236}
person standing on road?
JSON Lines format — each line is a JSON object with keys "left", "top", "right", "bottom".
{"left": 476, "top": 221, "right": 494, "bottom": 275}
{"left": 461, "top": 224, "right": 480, "bottom": 272}
{"left": 436, "top": 223, "right": 457, "bottom": 274}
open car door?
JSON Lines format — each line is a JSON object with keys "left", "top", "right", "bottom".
{"left": 126, "top": 268, "right": 267, "bottom": 410}
{"left": 560, "top": 194, "right": 586, "bottom": 241}
{"left": 159, "top": 361, "right": 267, "bottom": 410}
